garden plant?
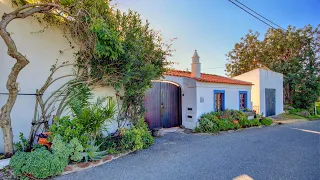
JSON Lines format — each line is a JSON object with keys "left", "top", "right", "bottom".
{"left": 195, "top": 109, "right": 273, "bottom": 133}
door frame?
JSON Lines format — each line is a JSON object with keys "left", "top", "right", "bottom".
{"left": 265, "top": 88, "right": 276, "bottom": 116}
{"left": 214, "top": 90, "right": 225, "bottom": 112}
{"left": 145, "top": 81, "right": 182, "bottom": 129}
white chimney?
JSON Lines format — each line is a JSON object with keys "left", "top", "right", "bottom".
{"left": 191, "top": 50, "right": 201, "bottom": 78}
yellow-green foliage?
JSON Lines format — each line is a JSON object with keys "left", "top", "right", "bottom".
{"left": 121, "top": 119, "right": 154, "bottom": 150}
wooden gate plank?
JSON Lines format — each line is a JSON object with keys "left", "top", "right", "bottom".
{"left": 144, "top": 82, "right": 180, "bottom": 129}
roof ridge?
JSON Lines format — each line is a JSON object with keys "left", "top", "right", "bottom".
{"left": 165, "top": 69, "right": 253, "bottom": 85}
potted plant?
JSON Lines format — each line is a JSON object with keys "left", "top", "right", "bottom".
{"left": 37, "top": 132, "right": 52, "bottom": 149}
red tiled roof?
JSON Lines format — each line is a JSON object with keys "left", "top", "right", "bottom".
{"left": 165, "top": 70, "right": 253, "bottom": 86}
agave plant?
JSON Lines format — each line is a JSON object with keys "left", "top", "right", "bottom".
{"left": 81, "top": 140, "right": 107, "bottom": 162}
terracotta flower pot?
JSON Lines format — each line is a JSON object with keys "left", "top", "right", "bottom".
{"left": 37, "top": 132, "right": 52, "bottom": 149}
{"left": 232, "top": 120, "right": 239, "bottom": 124}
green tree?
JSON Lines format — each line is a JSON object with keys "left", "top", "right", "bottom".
{"left": 226, "top": 25, "right": 320, "bottom": 108}
{"left": 0, "top": 0, "right": 172, "bottom": 155}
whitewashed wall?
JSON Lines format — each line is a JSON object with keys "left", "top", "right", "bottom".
{"left": 164, "top": 75, "right": 252, "bottom": 129}
{"left": 259, "top": 68, "right": 284, "bottom": 116}
{"left": 234, "top": 69, "right": 261, "bottom": 113}
{"left": 0, "top": 1, "right": 117, "bottom": 152}
{"left": 234, "top": 68, "right": 284, "bottom": 116}
{"left": 195, "top": 82, "right": 252, "bottom": 129}
{"left": 163, "top": 75, "right": 197, "bottom": 129}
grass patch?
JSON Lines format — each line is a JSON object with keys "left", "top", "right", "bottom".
{"left": 278, "top": 113, "right": 307, "bottom": 120}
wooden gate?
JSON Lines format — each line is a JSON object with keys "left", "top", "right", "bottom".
{"left": 265, "top": 88, "right": 276, "bottom": 116}
{"left": 144, "top": 82, "right": 181, "bottom": 129}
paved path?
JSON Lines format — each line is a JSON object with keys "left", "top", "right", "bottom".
{"left": 56, "top": 121, "right": 320, "bottom": 180}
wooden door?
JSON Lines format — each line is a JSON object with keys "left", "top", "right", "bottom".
{"left": 144, "top": 82, "right": 180, "bottom": 129}
{"left": 265, "top": 88, "right": 276, "bottom": 116}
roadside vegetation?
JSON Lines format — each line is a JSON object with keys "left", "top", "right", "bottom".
{"left": 9, "top": 92, "right": 154, "bottom": 179}
{"left": 0, "top": 0, "right": 169, "bottom": 179}
{"left": 195, "top": 110, "right": 273, "bottom": 133}
{"left": 226, "top": 26, "right": 320, "bottom": 113}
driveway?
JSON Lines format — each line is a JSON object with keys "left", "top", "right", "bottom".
{"left": 56, "top": 121, "right": 320, "bottom": 180}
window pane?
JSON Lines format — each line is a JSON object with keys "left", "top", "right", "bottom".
{"left": 240, "top": 93, "right": 246, "bottom": 109}
{"left": 215, "top": 93, "right": 223, "bottom": 111}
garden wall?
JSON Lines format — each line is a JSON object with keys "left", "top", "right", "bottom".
{"left": 0, "top": 0, "right": 120, "bottom": 152}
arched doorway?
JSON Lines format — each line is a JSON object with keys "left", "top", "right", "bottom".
{"left": 144, "top": 81, "right": 182, "bottom": 129}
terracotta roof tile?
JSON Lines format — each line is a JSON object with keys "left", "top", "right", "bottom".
{"left": 165, "top": 70, "right": 253, "bottom": 86}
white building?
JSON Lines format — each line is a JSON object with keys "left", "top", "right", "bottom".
{"left": 234, "top": 67, "right": 284, "bottom": 116}
{"left": 144, "top": 50, "right": 253, "bottom": 130}
{"left": 0, "top": 0, "right": 284, "bottom": 153}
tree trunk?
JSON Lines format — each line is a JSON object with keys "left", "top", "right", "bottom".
{"left": 1, "top": 122, "right": 14, "bottom": 157}
{"left": 0, "top": 3, "right": 65, "bottom": 155}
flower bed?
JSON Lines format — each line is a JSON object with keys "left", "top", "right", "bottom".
{"left": 9, "top": 117, "right": 154, "bottom": 179}
{"left": 195, "top": 109, "right": 273, "bottom": 133}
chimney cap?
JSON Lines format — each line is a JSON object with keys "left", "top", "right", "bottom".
{"left": 192, "top": 50, "right": 200, "bottom": 58}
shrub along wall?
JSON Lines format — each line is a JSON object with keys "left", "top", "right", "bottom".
{"left": 195, "top": 110, "right": 273, "bottom": 133}
{"left": 9, "top": 93, "right": 154, "bottom": 179}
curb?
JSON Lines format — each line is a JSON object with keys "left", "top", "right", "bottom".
{"left": 0, "top": 158, "right": 10, "bottom": 170}
{"left": 61, "top": 150, "right": 134, "bottom": 176}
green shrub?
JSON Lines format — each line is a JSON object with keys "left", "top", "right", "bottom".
{"left": 196, "top": 117, "right": 217, "bottom": 133}
{"left": 10, "top": 135, "right": 84, "bottom": 179}
{"left": 315, "top": 106, "right": 320, "bottom": 115}
{"left": 141, "top": 132, "right": 154, "bottom": 149}
{"left": 134, "top": 118, "right": 150, "bottom": 131}
{"left": 10, "top": 148, "right": 68, "bottom": 179}
{"left": 261, "top": 118, "right": 273, "bottom": 126}
{"left": 68, "top": 138, "right": 84, "bottom": 162}
{"left": 121, "top": 128, "right": 143, "bottom": 151}
{"left": 81, "top": 140, "right": 107, "bottom": 162}
{"left": 239, "top": 118, "right": 261, "bottom": 128}
{"left": 197, "top": 110, "right": 249, "bottom": 133}
{"left": 50, "top": 97, "right": 116, "bottom": 147}
{"left": 216, "top": 120, "right": 234, "bottom": 131}
{"left": 13, "top": 132, "right": 28, "bottom": 152}
{"left": 50, "top": 116, "right": 88, "bottom": 147}
{"left": 120, "top": 120, "right": 154, "bottom": 151}
{"left": 250, "top": 118, "right": 261, "bottom": 126}
{"left": 200, "top": 112, "right": 220, "bottom": 121}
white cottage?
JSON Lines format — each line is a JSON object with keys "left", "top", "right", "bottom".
{"left": 234, "top": 67, "right": 284, "bottom": 117}
{"left": 144, "top": 51, "right": 253, "bottom": 129}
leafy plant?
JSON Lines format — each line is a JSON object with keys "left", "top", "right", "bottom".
{"left": 74, "top": 97, "right": 116, "bottom": 137}
{"left": 197, "top": 110, "right": 263, "bottom": 133}
{"left": 120, "top": 128, "right": 143, "bottom": 151}
{"left": 10, "top": 136, "right": 71, "bottom": 180}
{"left": 261, "top": 118, "right": 273, "bottom": 126}
{"left": 50, "top": 97, "right": 116, "bottom": 147}
{"left": 120, "top": 119, "right": 154, "bottom": 151}
{"left": 69, "top": 138, "right": 84, "bottom": 162}
{"left": 141, "top": 132, "right": 154, "bottom": 149}
{"left": 13, "top": 132, "right": 28, "bottom": 152}
{"left": 50, "top": 116, "right": 88, "bottom": 147}
{"left": 196, "top": 117, "right": 218, "bottom": 133}
{"left": 239, "top": 118, "right": 261, "bottom": 128}
{"left": 81, "top": 140, "right": 106, "bottom": 162}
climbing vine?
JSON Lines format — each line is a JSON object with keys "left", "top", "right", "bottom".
{"left": 0, "top": 0, "right": 172, "bottom": 155}
{"left": 17, "top": 0, "right": 173, "bottom": 120}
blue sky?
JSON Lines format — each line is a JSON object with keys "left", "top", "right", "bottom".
{"left": 116, "top": 0, "right": 320, "bottom": 76}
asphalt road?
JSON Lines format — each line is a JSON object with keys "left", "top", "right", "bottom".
{"left": 56, "top": 121, "right": 320, "bottom": 180}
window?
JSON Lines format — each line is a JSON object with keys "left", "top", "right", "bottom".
{"left": 214, "top": 90, "right": 225, "bottom": 112}
{"left": 239, "top": 91, "right": 248, "bottom": 111}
